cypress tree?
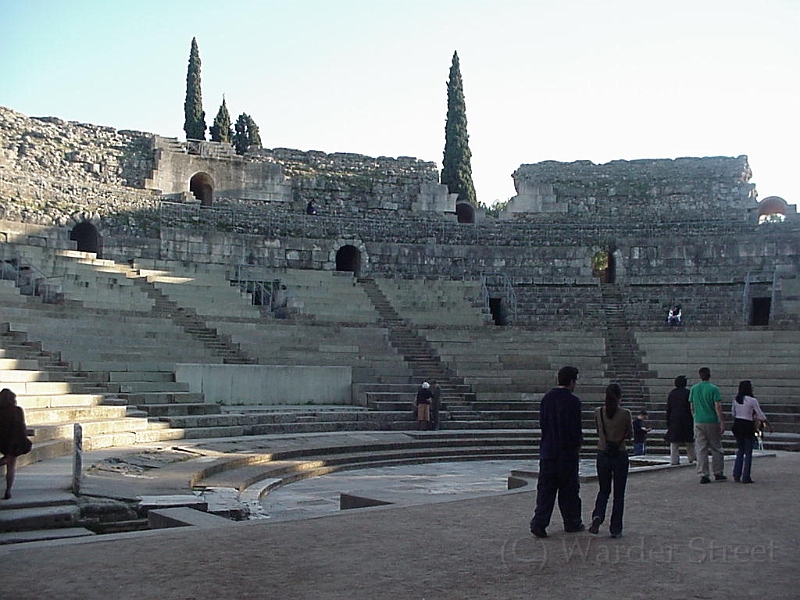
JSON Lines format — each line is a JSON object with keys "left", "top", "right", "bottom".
{"left": 183, "top": 37, "right": 206, "bottom": 141}
{"left": 210, "top": 97, "right": 233, "bottom": 143}
{"left": 234, "top": 113, "right": 262, "bottom": 155}
{"left": 441, "top": 51, "right": 477, "bottom": 206}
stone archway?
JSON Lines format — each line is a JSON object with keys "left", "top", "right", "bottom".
{"left": 758, "top": 196, "right": 788, "bottom": 224}
{"left": 456, "top": 202, "right": 475, "bottom": 224}
{"left": 336, "top": 245, "right": 361, "bottom": 276}
{"left": 70, "top": 221, "right": 102, "bottom": 257}
{"left": 330, "top": 238, "right": 368, "bottom": 277}
{"left": 592, "top": 250, "right": 615, "bottom": 283}
{"left": 190, "top": 172, "right": 214, "bottom": 206}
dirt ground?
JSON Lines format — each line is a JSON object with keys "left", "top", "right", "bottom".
{"left": 1, "top": 452, "right": 798, "bottom": 600}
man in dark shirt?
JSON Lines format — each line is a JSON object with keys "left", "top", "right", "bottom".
{"left": 530, "top": 366, "right": 585, "bottom": 537}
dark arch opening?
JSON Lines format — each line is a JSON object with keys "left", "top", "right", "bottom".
{"left": 592, "top": 250, "right": 615, "bottom": 284}
{"left": 750, "top": 297, "right": 771, "bottom": 326}
{"left": 455, "top": 202, "right": 475, "bottom": 224}
{"left": 190, "top": 172, "right": 214, "bottom": 206}
{"left": 70, "top": 221, "right": 102, "bottom": 257}
{"left": 489, "top": 297, "right": 509, "bottom": 326}
{"left": 336, "top": 245, "right": 361, "bottom": 276}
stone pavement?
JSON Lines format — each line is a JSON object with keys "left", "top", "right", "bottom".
{"left": 0, "top": 436, "right": 798, "bottom": 600}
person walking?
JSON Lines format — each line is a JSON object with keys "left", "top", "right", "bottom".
{"left": 731, "top": 380, "right": 772, "bottom": 484}
{"left": 689, "top": 367, "right": 726, "bottom": 484}
{"left": 665, "top": 375, "right": 696, "bottom": 465}
{"left": 589, "top": 383, "right": 633, "bottom": 538}
{"left": 429, "top": 380, "right": 442, "bottom": 430}
{"left": 529, "top": 366, "right": 585, "bottom": 538}
{"left": 0, "top": 388, "right": 32, "bottom": 500}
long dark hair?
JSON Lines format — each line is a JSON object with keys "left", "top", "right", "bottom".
{"left": 0, "top": 388, "right": 17, "bottom": 410}
{"left": 604, "top": 383, "right": 622, "bottom": 418}
{"left": 735, "top": 380, "right": 753, "bottom": 404}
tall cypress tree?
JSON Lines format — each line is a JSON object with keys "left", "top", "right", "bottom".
{"left": 441, "top": 51, "right": 477, "bottom": 206}
{"left": 210, "top": 96, "right": 233, "bottom": 143}
{"left": 183, "top": 37, "right": 206, "bottom": 141}
{"left": 233, "top": 113, "right": 262, "bottom": 155}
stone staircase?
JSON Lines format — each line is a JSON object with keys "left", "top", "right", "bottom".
{"left": 358, "top": 277, "right": 476, "bottom": 421}
{"left": 600, "top": 283, "right": 650, "bottom": 409}
{"left": 131, "top": 274, "right": 256, "bottom": 365}
{"left": 0, "top": 324, "right": 181, "bottom": 463}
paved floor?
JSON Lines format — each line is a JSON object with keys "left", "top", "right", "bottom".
{"left": 1, "top": 436, "right": 798, "bottom": 600}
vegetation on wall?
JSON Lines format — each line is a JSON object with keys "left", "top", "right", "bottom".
{"left": 442, "top": 51, "right": 477, "bottom": 207}
{"left": 210, "top": 97, "right": 233, "bottom": 144}
{"left": 183, "top": 37, "right": 207, "bottom": 141}
{"left": 234, "top": 113, "right": 262, "bottom": 155}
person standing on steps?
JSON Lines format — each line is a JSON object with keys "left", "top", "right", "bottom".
{"left": 429, "top": 380, "right": 442, "bottom": 430}
{"left": 665, "top": 375, "right": 696, "bottom": 465}
{"left": 689, "top": 367, "right": 726, "bottom": 484}
{"left": 530, "top": 366, "right": 585, "bottom": 538}
{"left": 0, "top": 388, "right": 32, "bottom": 500}
{"left": 415, "top": 382, "right": 432, "bottom": 431}
{"left": 589, "top": 383, "right": 633, "bottom": 538}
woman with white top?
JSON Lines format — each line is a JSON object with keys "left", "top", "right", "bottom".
{"left": 731, "top": 380, "right": 772, "bottom": 484}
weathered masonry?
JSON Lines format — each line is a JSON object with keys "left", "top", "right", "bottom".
{"left": 1, "top": 105, "right": 798, "bottom": 329}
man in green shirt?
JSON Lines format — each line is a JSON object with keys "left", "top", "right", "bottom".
{"left": 689, "top": 367, "right": 727, "bottom": 484}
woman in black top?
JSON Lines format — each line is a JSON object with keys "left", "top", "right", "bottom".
{"left": 665, "top": 375, "right": 696, "bottom": 465}
{"left": 0, "top": 388, "right": 31, "bottom": 499}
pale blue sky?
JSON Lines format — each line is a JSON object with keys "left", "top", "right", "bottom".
{"left": 1, "top": 0, "right": 798, "bottom": 205}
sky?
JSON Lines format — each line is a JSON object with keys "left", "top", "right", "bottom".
{"left": 1, "top": 0, "right": 798, "bottom": 206}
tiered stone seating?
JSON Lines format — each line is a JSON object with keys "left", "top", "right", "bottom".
{"left": 275, "top": 269, "right": 379, "bottom": 324}
{"left": 636, "top": 329, "right": 800, "bottom": 447}
{"left": 135, "top": 259, "right": 262, "bottom": 319}
{"left": 9, "top": 244, "right": 155, "bottom": 312}
{"left": 0, "top": 325, "right": 181, "bottom": 465}
{"left": 209, "top": 320, "right": 411, "bottom": 384}
{"left": 426, "top": 328, "right": 609, "bottom": 400}
{"left": 373, "top": 277, "right": 486, "bottom": 326}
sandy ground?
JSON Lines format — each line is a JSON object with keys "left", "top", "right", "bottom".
{"left": 1, "top": 452, "right": 798, "bottom": 600}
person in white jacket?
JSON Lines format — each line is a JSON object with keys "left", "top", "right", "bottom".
{"left": 731, "top": 380, "right": 772, "bottom": 483}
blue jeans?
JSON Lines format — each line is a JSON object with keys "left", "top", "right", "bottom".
{"left": 633, "top": 443, "right": 645, "bottom": 456}
{"left": 733, "top": 427, "right": 755, "bottom": 482}
{"left": 592, "top": 451, "right": 629, "bottom": 535}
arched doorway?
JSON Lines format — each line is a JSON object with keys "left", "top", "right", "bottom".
{"left": 70, "top": 221, "right": 102, "bottom": 257}
{"left": 455, "top": 202, "right": 475, "bottom": 224}
{"left": 336, "top": 245, "right": 361, "bottom": 276}
{"left": 757, "top": 196, "right": 787, "bottom": 224}
{"left": 190, "top": 172, "right": 214, "bottom": 206}
{"left": 592, "top": 250, "right": 615, "bottom": 283}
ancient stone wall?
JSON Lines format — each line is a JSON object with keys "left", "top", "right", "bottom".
{"left": 1, "top": 107, "right": 798, "bottom": 328}
{"left": 505, "top": 156, "right": 759, "bottom": 223}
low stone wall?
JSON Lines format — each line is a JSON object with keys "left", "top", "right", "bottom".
{"left": 174, "top": 364, "right": 353, "bottom": 405}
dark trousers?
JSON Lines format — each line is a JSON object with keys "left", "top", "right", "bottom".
{"left": 592, "top": 451, "right": 629, "bottom": 535}
{"left": 732, "top": 418, "right": 756, "bottom": 482}
{"left": 431, "top": 400, "right": 441, "bottom": 430}
{"left": 733, "top": 438, "right": 755, "bottom": 483}
{"left": 530, "top": 455, "right": 582, "bottom": 531}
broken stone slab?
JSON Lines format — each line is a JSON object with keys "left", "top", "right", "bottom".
{"left": 138, "top": 495, "right": 207, "bottom": 515}
{"left": 148, "top": 507, "right": 232, "bottom": 529}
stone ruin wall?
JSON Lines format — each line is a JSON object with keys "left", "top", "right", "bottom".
{"left": 0, "top": 106, "right": 159, "bottom": 235}
{"left": 505, "top": 156, "right": 759, "bottom": 223}
{"left": 1, "top": 106, "right": 798, "bottom": 328}
{"left": 148, "top": 137, "right": 455, "bottom": 215}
